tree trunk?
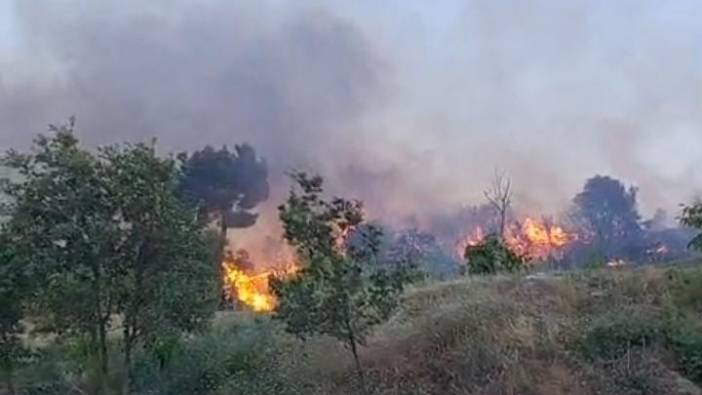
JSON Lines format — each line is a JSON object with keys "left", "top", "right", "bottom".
{"left": 349, "top": 337, "right": 365, "bottom": 390}
{"left": 93, "top": 265, "right": 109, "bottom": 395}
{"left": 4, "top": 367, "right": 16, "bottom": 395}
{"left": 220, "top": 209, "right": 228, "bottom": 241}
{"left": 499, "top": 210, "right": 506, "bottom": 240}
{"left": 345, "top": 319, "right": 366, "bottom": 394}
{"left": 98, "top": 321, "right": 109, "bottom": 388}
{"left": 122, "top": 327, "right": 134, "bottom": 395}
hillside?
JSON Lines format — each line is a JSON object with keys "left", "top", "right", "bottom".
{"left": 110, "top": 263, "right": 701, "bottom": 395}
{"left": 7, "top": 262, "right": 702, "bottom": 395}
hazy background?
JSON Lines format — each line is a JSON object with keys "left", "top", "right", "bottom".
{"left": 1, "top": 0, "right": 701, "bottom": 229}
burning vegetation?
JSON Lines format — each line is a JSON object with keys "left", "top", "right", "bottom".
{"left": 221, "top": 248, "right": 298, "bottom": 312}
{"left": 456, "top": 216, "right": 575, "bottom": 261}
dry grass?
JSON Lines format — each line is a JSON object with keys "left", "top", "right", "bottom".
{"left": 294, "top": 265, "right": 702, "bottom": 395}
{"left": 9, "top": 262, "right": 702, "bottom": 395}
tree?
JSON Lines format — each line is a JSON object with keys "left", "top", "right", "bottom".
{"left": 2, "top": 120, "right": 119, "bottom": 389}
{"left": 0, "top": 234, "right": 29, "bottom": 395}
{"left": 177, "top": 145, "right": 269, "bottom": 240}
{"left": 270, "top": 172, "right": 415, "bottom": 389}
{"left": 1, "top": 120, "right": 220, "bottom": 394}
{"left": 384, "top": 229, "right": 456, "bottom": 279}
{"left": 463, "top": 233, "right": 524, "bottom": 275}
{"left": 681, "top": 200, "right": 702, "bottom": 252}
{"left": 571, "top": 175, "right": 643, "bottom": 258}
{"left": 484, "top": 170, "right": 512, "bottom": 239}
{"left": 101, "top": 143, "right": 219, "bottom": 393}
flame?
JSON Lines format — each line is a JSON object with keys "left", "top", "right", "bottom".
{"left": 222, "top": 264, "right": 277, "bottom": 312}
{"left": 455, "top": 226, "right": 486, "bottom": 257}
{"left": 456, "top": 217, "right": 575, "bottom": 261}
{"left": 221, "top": 249, "right": 298, "bottom": 312}
{"left": 505, "top": 218, "right": 573, "bottom": 259}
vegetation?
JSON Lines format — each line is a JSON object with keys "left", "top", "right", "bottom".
{"left": 570, "top": 175, "right": 644, "bottom": 259}
{"left": 271, "top": 172, "right": 417, "bottom": 389}
{"left": 463, "top": 233, "right": 524, "bottom": 274}
{"left": 1, "top": 122, "right": 702, "bottom": 395}
{"left": 177, "top": 145, "right": 269, "bottom": 238}
{"left": 483, "top": 170, "right": 512, "bottom": 239}
{"left": 0, "top": 235, "right": 28, "bottom": 395}
{"left": 10, "top": 262, "right": 695, "bottom": 395}
{"left": 682, "top": 200, "right": 702, "bottom": 252}
{"left": 0, "top": 121, "right": 219, "bottom": 394}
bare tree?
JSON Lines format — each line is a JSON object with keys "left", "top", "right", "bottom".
{"left": 484, "top": 170, "right": 512, "bottom": 239}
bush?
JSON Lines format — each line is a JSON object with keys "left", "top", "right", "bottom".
{"left": 579, "top": 308, "right": 665, "bottom": 361}
{"left": 668, "top": 320, "right": 702, "bottom": 384}
{"left": 132, "top": 315, "right": 304, "bottom": 395}
{"left": 667, "top": 267, "right": 702, "bottom": 314}
{"left": 464, "top": 234, "right": 524, "bottom": 275}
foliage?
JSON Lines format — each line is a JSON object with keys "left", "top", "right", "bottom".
{"left": 2, "top": 120, "right": 119, "bottom": 386}
{"left": 668, "top": 320, "right": 702, "bottom": 384}
{"left": 382, "top": 229, "right": 456, "bottom": 280}
{"left": 665, "top": 267, "right": 702, "bottom": 383}
{"left": 100, "top": 143, "right": 220, "bottom": 391}
{"left": 177, "top": 145, "right": 269, "bottom": 236}
{"left": 270, "top": 171, "right": 416, "bottom": 384}
{"left": 578, "top": 308, "right": 665, "bottom": 361}
{"left": 0, "top": 233, "right": 31, "bottom": 395}
{"left": 571, "top": 175, "right": 643, "bottom": 258}
{"left": 681, "top": 200, "right": 702, "bottom": 252}
{"left": 1, "top": 120, "right": 220, "bottom": 393}
{"left": 463, "top": 233, "right": 524, "bottom": 274}
{"left": 131, "top": 316, "right": 302, "bottom": 395}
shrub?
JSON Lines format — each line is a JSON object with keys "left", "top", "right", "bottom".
{"left": 579, "top": 308, "right": 665, "bottom": 361}
{"left": 667, "top": 267, "right": 702, "bottom": 314}
{"left": 131, "top": 316, "right": 302, "bottom": 395}
{"left": 668, "top": 320, "right": 702, "bottom": 384}
{"left": 464, "top": 234, "right": 524, "bottom": 275}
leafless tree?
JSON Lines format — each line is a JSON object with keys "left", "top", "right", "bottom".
{"left": 484, "top": 170, "right": 512, "bottom": 239}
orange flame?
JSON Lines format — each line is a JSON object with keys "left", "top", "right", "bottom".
{"left": 222, "top": 265, "right": 277, "bottom": 312}
{"left": 455, "top": 226, "right": 486, "bottom": 257}
{"left": 456, "top": 217, "right": 575, "bottom": 261}
{"left": 505, "top": 217, "right": 573, "bottom": 259}
{"left": 221, "top": 250, "right": 298, "bottom": 312}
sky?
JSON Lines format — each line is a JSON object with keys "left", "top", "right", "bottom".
{"left": 1, "top": 0, "right": 701, "bottom": 229}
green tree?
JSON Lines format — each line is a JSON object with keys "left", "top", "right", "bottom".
{"left": 463, "top": 233, "right": 524, "bottom": 275}
{"left": 681, "top": 200, "right": 702, "bottom": 252}
{"left": 571, "top": 175, "right": 643, "bottom": 258}
{"left": 2, "top": 120, "right": 119, "bottom": 389}
{"left": 1, "top": 120, "right": 220, "bottom": 394}
{"left": 271, "top": 172, "right": 415, "bottom": 389}
{"left": 0, "top": 234, "right": 29, "bottom": 395}
{"left": 177, "top": 145, "right": 269, "bottom": 240}
{"left": 101, "top": 143, "right": 220, "bottom": 393}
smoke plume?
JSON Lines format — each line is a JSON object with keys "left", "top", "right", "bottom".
{"left": 2, "top": 0, "right": 702, "bottom": 236}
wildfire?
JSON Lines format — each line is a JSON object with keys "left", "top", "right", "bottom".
{"left": 222, "top": 265, "right": 277, "bottom": 312}
{"left": 456, "top": 217, "right": 575, "bottom": 261}
{"left": 455, "top": 226, "right": 487, "bottom": 256}
{"left": 506, "top": 218, "right": 573, "bottom": 259}
{"left": 221, "top": 249, "right": 298, "bottom": 312}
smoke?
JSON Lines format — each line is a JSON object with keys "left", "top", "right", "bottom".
{"left": 2, "top": 0, "right": 702, "bottom": 238}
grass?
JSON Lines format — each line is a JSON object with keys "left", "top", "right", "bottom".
{"left": 6, "top": 261, "right": 702, "bottom": 395}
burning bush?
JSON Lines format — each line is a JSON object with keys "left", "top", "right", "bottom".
{"left": 457, "top": 217, "right": 576, "bottom": 266}
{"left": 221, "top": 249, "right": 298, "bottom": 312}
{"left": 463, "top": 234, "right": 525, "bottom": 275}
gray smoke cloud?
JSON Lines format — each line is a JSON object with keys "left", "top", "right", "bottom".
{"left": 1, "top": 0, "right": 702, "bottom": 231}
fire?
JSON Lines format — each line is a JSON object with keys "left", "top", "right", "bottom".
{"left": 505, "top": 218, "right": 573, "bottom": 259}
{"left": 222, "top": 264, "right": 277, "bottom": 312}
{"left": 456, "top": 217, "right": 575, "bottom": 261}
{"left": 455, "top": 226, "right": 486, "bottom": 256}
{"left": 221, "top": 249, "right": 298, "bottom": 312}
